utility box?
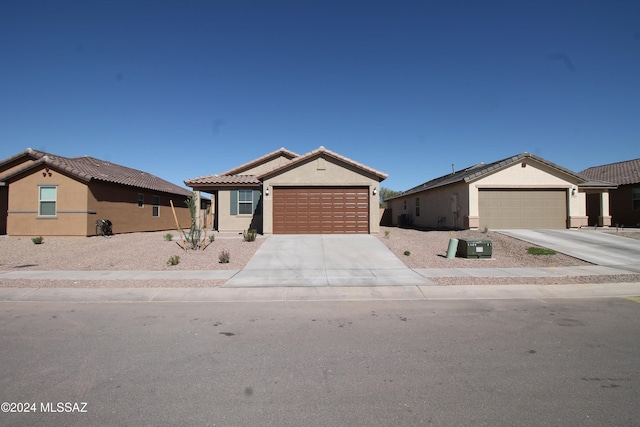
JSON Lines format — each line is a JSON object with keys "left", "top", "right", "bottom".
{"left": 457, "top": 239, "right": 492, "bottom": 258}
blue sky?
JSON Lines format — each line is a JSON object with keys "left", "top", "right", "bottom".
{"left": 1, "top": 0, "right": 639, "bottom": 192}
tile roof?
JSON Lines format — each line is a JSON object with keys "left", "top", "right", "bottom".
{"left": 389, "top": 152, "right": 611, "bottom": 200}
{"left": 257, "top": 146, "right": 388, "bottom": 180}
{"left": 184, "top": 174, "right": 260, "bottom": 186}
{"left": 579, "top": 158, "right": 640, "bottom": 185}
{"left": 1, "top": 149, "right": 192, "bottom": 196}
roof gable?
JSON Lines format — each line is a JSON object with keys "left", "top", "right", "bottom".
{"left": 221, "top": 147, "right": 299, "bottom": 175}
{"left": 257, "top": 146, "right": 388, "bottom": 181}
{"left": 580, "top": 158, "right": 640, "bottom": 185}
{"left": 0, "top": 148, "right": 192, "bottom": 196}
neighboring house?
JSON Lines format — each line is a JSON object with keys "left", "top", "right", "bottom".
{"left": 580, "top": 158, "right": 640, "bottom": 227}
{"left": 185, "top": 146, "right": 388, "bottom": 234}
{"left": 386, "top": 152, "right": 616, "bottom": 230}
{"left": 0, "top": 148, "right": 193, "bottom": 236}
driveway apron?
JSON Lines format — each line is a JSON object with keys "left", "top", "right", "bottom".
{"left": 223, "top": 235, "right": 434, "bottom": 287}
{"left": 497, "top": 229, "right": 640, "bottom": 273}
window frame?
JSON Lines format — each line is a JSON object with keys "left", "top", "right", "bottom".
{"left": 633, "top": 188, "right": 640, "bottom": 210}
{"left": 152, "top": 195, "right": 160, "bottom": 217}
{"left": 38, "top": 185, "right": 57, "bottom": 217}
{"left": 238, "top": 189, "right": 254, "bottom": 215}
{"left": 138, "top": 193, "right": 144, "bottom": 208}
{"left": 415, "top": 197, "right": 420, "bottom": 217}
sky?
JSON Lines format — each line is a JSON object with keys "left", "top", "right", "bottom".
{"left": 1, "top": 0, "right": 639, "bottom": 193}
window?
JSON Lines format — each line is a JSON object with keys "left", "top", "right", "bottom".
{"left": 39, "top": 186, "right": 57, "bottom": 216}
{"left": 633, "top": 188, "right": 640, "bottom": 210}
{"left": 152, "top": 195, "right": 160, "bottom": 217}
{"left": 415, "top": 197, "right": 420, "bottom": 217}
{"left": 403, "top": 200, "right": 407, "bottom": 210}
{"left": 138, "top": 193, "right": 144, "bottom": 208}
{"left": 238, "top": 190, "right": 253, "bottom": 215}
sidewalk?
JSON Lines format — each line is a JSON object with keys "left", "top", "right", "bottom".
{"left": 1, "top": 266, "right": 639, "bottom": 302}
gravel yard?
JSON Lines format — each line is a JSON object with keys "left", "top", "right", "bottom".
{"left": 1, "top": 227, "right": 639, "bottom": 288}
{"left": 379, "top": 226, "right": 640, "bottom": 286}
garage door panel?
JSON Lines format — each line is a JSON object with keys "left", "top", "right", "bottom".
{"left": 479, "top": 189, "right": 567, "bottom": 229}
{"left": 273, "top": 187, "right": 369, "bottom": 234}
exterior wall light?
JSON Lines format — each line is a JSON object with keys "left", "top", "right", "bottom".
{"left": 372, "top": 187, "right": 377, "bottom": 196}
{"left": 265, "top": 187, "right": 270, "bottom": 196}
{"left": 571, "top": 188, "right": 577, "bottom": 196}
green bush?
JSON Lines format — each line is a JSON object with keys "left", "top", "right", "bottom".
{"left": 208, "top": 235, "right": 215, "bottom": 243}
{"left": 404, "top": 250, "right": 411, "bottom": 256}
{"left": 219, "top": 249, "right": 230, "bottom": 263}
{"left": 167, "top": 255, "right": 180, "bottom": 266}
{"left": 31, "top": 236, "right": 44, "bottom": 245}
{"left": 527, "top": 247, "right": 557, "bottom": 255}
{"left": 384, "top": 230, "right": 390, "bottom": 238}
{"left": 164, "top": 233, "right": 173, "bottom": 241}
{"left": 243, "top": 229, "right": 257, "bottom": 242}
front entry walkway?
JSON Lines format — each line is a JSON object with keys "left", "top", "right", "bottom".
{"left": 223, "top": 235, "right": 434, "bottom": 287}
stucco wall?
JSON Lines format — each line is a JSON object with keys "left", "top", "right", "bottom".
{"left": 261, "top": 156, "right": 382, "bottom": 234}
{"left": 6, "top": 166, "right": 192, "bottom": 236}
{"left": 238, "top": 154, "right": 296, "bottom": 176}
{"left": 387, "top": 181, "right": 469, "bottom": 230}
{"left": 216, "top": 189, "right": 260, "bottom": 233}
{"left": 88, "top": 181, "right": 191, "bottom": 235}
{"left": 609, "top": 185, "right": 640, "bottom": 227}
{"left": 7, "top": 166, "right": 90, "bottom": 236}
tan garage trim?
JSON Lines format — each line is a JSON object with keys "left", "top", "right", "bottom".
{"left": 273, "top": 187, "right": 369, "bottom": 234}
{"left": 479, "top": 189, "right": 567, "bottom": 229}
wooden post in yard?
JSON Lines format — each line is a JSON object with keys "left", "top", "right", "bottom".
{"left": 170, "top": 200, "right": 187, "bottom": 252}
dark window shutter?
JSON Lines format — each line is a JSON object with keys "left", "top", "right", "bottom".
{"left": 230, "top": 190, "right": 238, "bottom": 215}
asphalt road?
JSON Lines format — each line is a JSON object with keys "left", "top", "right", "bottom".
{"left": 1, "top": 299, "right": 639, "bottom": 426}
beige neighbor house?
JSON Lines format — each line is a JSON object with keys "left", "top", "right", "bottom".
{"left": 386, "top": 152, "right": 616, "bottom": 230}
{"left": 580, "top": 158, "right": 640, "bottom": 228}
{"left": 185, "top": 146, "right": 388, "bottom": 234}
{"left": 0, "top": 148, "right": 194, "bottom": 236}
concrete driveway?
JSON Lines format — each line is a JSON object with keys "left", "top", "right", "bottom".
{"left": 497, "top": 229, "right": 640, "bottom": 272}
{"left": 224, "top": 234, "right": 433, "bottom": 287}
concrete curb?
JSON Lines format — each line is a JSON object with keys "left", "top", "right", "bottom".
{"left": 0, "top": 283, "right": 638, "bottom": 303}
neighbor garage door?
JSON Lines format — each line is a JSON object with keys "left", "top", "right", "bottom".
{"left": 273, "top": 187, "right": 369, "bottom": 234}
{"left": 478, "top": 189, "right": 567, "bottom": 229}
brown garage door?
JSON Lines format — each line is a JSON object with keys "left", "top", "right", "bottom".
{"left": 273, "top": 187, "right": 369, "bottom": 234}
{"left": 479, "top": 189, "right": 567, "bottom": 229}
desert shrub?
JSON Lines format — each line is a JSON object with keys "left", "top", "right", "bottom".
{"left": 219, "top": 249, "right": 230, "bottom": 263}
{"left": 208, "top": 235, "right": 215, "bottom": 243}
{"left": 243, "top": 229, "right": 257, "bottom": 242}
{"left": 167, "top": 255, "right": 180, "bottom": 266}
{"left": 404, "top": 250, "right": 411, "bottom": 256}
{"left": 164, "top": 233, "right": 173, "bottom": 241}
{"left": 31, "top": 236, "right": 44, "bottom": 244}
{"left": 527, "top": 247, "right": 556, "bottom": 255}
{"left": 384, "top": 230, "right": 390, "bottom": 238}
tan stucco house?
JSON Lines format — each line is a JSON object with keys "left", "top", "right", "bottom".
{"left": 0, "top": 148, "right": 193, "bottom": 236}
{"left": 580, "top": 158, "right": 640, "bottom": 227}
{"left": 185, "top": 146, "right": 388, "bottom": 234}
{"left": 386, "top": 152, "right": 616, "bottom": 230}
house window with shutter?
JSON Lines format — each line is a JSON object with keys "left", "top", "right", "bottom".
{"left": 230, "top": 190, "right": 261, "bottom": 216}
{"left": 238, "top": 190, "right": 253, "bottom": 214}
